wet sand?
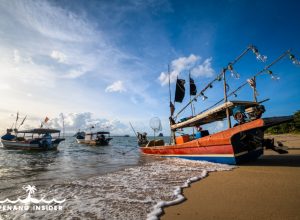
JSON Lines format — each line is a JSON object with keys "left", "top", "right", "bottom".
{"left": 162, "top": 134, "right": 300, "bottom": 220}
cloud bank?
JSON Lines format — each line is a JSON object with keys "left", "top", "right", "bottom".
{"left": 48, "top": 112, "right": 129, "bottom": 135}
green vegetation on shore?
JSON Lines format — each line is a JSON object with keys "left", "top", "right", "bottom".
{"left": 266, "top": 110, "right": 300, "bottom": 134}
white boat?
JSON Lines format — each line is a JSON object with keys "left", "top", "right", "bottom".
{"left": 76, "top": 131, "right": 112, "bottom": 146}
{"left": 1, "top": 128, "right": 65, "bottom": 151}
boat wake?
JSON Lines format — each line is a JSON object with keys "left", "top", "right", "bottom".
{"left": 1, "top": 158, "right": 233, "bottom": 220}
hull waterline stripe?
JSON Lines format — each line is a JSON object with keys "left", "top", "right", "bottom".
{"left": 142, "top": 153, "right": 235, "bottom": 157}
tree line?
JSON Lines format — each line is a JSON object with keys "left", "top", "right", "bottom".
{"left": 266, "top": 110, "right": 300, "bottom": 134}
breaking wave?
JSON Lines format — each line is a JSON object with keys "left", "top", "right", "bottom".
{"left": 1, "top": 158, "right": 233, "bottom": 220}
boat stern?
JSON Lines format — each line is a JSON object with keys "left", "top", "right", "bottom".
{"left": 230, "top": 127, "right": 264, "bottom": 164}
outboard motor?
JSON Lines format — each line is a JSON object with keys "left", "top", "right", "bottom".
{"left": 246, "top": 105, "right": 265, "bottom": 120}
{"left": 232, "top": 105, "right": 247, "bottom": 125}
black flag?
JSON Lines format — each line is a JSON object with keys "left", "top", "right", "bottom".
{"left": 189, "top": 77, "right": 197, "bottom": 96}
{"left": 174, "top": 78, "right": 185, "bottom": 103}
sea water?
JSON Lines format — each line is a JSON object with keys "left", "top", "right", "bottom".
{"left": 0, "top": 137, "right": 233, "bottom": 219}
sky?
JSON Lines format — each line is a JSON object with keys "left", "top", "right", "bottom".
{"left": 0, "top": 0, "right": 299, "bottom": 135}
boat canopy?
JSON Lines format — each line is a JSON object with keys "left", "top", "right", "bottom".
{"left": 86, "top": 131, "right": 110, "bottom": 135}
{"left": 171, "top": 100, "right": 259, "bottom": 130}
{"left": 17, "top": 128, "right": 61, "bottom": 134}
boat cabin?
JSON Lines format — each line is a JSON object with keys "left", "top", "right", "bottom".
{"left": 14, "top": 128, "right": 63, "bottom": 141}
{"left": 84, "top": 131, "right": 112, "bottom": 146}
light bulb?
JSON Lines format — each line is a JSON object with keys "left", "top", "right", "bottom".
{"left": 292, "top": 59, "right": 300, "bottom": 65}
{"left": 256, "top": 54, "right": 267, "bottom": 62}
{"left": 231, "top": 70, "right": 240, "bottom": 79}
{"left": 271, "top": 74, "right": 280, "bottom": 80}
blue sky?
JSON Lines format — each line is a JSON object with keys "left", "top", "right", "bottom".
{"left": 0, "top": 0, "right": 299, "bottom": 135}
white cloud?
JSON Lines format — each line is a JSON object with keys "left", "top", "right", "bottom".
{"left": 191, "top": 57, "right": 215, "bottom": 78}
{"left": 0, "top": 0, "right": 172, "bottom": 128}
{"left": 105, "top": 81, "right": 126, "bottom": 93}
{"left": 3, "top": 1, "right": 98, "bottom": 42}
{"left": 63, "top": 68, "right": 86, "bottom": 79}
{"left": 171, "top": 54, "right": 199, "bottom": 72}
{"left": 13, "top": 49, "right": 20, "bottom": 63}
{"left": 158, "top": 54, "right": 200, "bottom": 86}
{"left": 0, "top": 84, "right": 11, "bottom": 90}
{"left": 50, "top": 50, "right": 67, "bottom": 63}
{"left": 47, "top": 112, "right": 129, "bottom": 134}
{"left": 158, "top": 55, "right": 215, "bottom": 86}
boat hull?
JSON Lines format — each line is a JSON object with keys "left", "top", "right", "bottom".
{"left": 1, "top": 139, "right": 64, "bottom": 151}
{"left": 76, "top": 138, "right": 112, "bottom": 146}
{"left": 140, "top": 116, "right": 292, "bottom": 165}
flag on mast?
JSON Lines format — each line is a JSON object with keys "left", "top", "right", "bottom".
{"left": 44, "top": 117, "right": 49, "bottom": 123}
{"left": 174, "top": 78, "right": 185, "bottom": 103}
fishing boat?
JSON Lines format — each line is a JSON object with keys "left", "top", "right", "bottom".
{"left": 76, "top": 131, "right": 112, "bottom": 146}
{"left": 1, "top": 128, "right": 65, "bottom": 151}
{"left": 74, "top": 131, "right": 86, "bottom": 144}
{"left": 139, "top": 46, "right": 297, "bottom": 164}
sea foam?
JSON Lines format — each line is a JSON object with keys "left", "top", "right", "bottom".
{"left": 1, "top": 158, "right": 233, "bottom": 220}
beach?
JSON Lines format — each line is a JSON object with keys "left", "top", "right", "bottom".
{"left": 162, "top": 134, "right": 300, "bottom": 220}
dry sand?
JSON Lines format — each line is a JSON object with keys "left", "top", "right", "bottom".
{"left": 162, "top": 134, "right": 300, "bottom": 220}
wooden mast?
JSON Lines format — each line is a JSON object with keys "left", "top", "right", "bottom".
{"left": 223, "top": 68, "right": 231, "bottom": 128}
{"left": 253, "top": 76, "right": 258, "bottom": 102}
{"left": 168, "top": 64, "right": 176, "bottom": 144}
{"left": 189, "top": 71, "right": 195, "bottom": 138}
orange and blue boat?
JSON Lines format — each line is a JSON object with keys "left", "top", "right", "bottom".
{"left": 140, "top": 101, "right": 292, "bottom": 164}
{"left": 139, "top": 46, "right": 295, "bottom": 164}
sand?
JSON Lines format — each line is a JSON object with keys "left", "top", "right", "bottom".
{"left": 162, "top": 134, "right": 300, "bottom": 220}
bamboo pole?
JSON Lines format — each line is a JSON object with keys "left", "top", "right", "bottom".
{"left": 253, "top": 76, "right": 258, "bottom": 102}
{"left": 223, "top": 69, "right": 231, "bottom": 128}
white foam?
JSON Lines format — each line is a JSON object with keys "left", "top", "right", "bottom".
{"left": 1, "top": 158, "right": 233, "bottom": 220}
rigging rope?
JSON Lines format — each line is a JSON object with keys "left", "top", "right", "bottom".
{"left": 173, "top": 45, "right": 262, "bottom": 120}
{"left": 200, "top": 49, "right": 291, "bottom": 113}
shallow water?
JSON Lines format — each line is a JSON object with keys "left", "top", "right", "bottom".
{"left": 0, "top": 136, "right": 233, "bottom": 219}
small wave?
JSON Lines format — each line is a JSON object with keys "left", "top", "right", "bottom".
{"left": 1, "top": 158, "right": 233, "bottom": 219}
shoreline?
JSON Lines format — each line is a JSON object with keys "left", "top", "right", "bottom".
{"left": 162, "top": 134, "right": 300, "bottom": 220}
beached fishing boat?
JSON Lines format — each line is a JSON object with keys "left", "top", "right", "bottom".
{"left": 1, "top": 128, "right": 65, "bottom": 151}
{"left": 139, "top": 46, "right": 296, "bottom": 164}
{"left": 76, "top": 131, "right": 112, "bottom": 146}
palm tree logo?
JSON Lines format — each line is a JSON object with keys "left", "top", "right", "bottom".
{"left": 0, "top": 185, "right": 65, "bottom": 204}
{"left": 22, "top": 185, "right": 37, "bottom": 201}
